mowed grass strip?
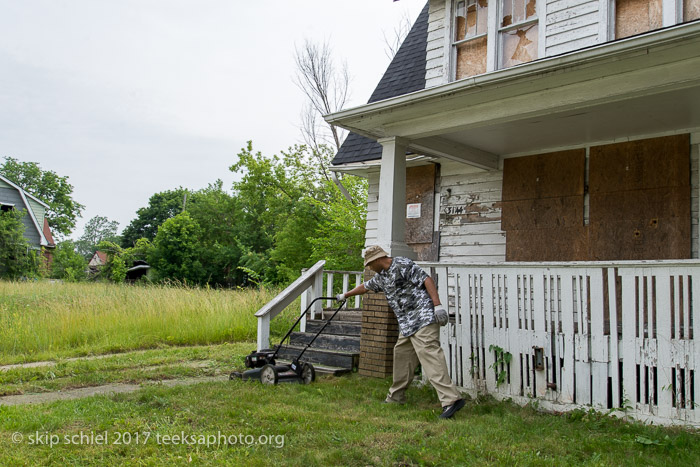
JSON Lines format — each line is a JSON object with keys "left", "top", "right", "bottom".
{"left": 0, "top": 342, "right": 255, "bottom": 397}
{"left": 0, "top": 281, "right": 297, "bottom": 364}
{"left": 1, "top": 374, "right": 699, "bottom": 466}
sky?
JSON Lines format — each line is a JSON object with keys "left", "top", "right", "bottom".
{"left": 0, "top": 0, "right": 427, "bottom": 239}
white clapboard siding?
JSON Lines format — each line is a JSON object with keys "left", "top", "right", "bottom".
{"left": 365, "top": 172, "right": 380, "bottom": 246}
{"left": 545, "top": 0, "right": 601, "bottom": 56}
{"left": 426, "top": 0, "right": 448, "bottom": 88}
{"left": 420, "top": 261, "right": 700, "bottom": 427}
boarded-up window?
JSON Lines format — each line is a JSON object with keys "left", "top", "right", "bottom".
{"left": 502, "top": 149, "right": 587, "bottom": 261}
{"left": 685, "top": 0, "right": 700, "bottom": 22}
{"left": 588, "top": 134, "right": 690, "bottom": 260}
{"left": 615, "top": 0, "right": 663, "bottom": 39}
{"left": 499, "top": 0, "right": 538, "bottom": 69}
{"left": 405, "top": 164, "right": 439, "bottom": 261}
{"left": 501, "top": 135, "right": 691, "bottom": 262}
{"left": 454, "top": 0, "right": 489, "bottom": 79}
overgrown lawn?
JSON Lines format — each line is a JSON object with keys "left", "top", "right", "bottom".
{"left": 0, "top": 281, "right": 294, "bottom": 364}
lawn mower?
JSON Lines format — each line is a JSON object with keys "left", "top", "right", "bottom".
{"left": 230, "top": 296, "right": 347, "bottom": 385}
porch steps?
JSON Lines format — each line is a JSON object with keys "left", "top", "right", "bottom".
{"left": 274, "top": 311, "right": 362, "bottom": 374}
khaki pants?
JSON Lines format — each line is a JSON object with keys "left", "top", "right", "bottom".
{"left": 386, "top": 323, "right": 462, "bottom": 406}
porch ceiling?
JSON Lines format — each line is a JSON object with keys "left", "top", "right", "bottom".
{"left": 326, "top": 22, "right": 700, "bottom": 165}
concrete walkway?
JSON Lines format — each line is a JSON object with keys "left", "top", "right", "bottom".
{"left": 0, "top": 375, "right": 229, "bottom": 407}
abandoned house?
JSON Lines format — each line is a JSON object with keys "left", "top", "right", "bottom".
{"left": 255, "top": 0, "right": 700, "bottom": 426}
{"left": 0, "top": 173, "right": 56, "bottom": 261}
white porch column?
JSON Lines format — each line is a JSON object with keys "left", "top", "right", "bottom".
{"left": 376, "top": 136, "right": 416, "bottom": 259}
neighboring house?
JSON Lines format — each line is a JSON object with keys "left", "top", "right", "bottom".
{"left": 0, "top": 173, "right": 56, "bottom": 259}
{"left": 322, "top": 2, "right": 700, "bottom": 425}
{"left": 88, "top": 251, "right": 109, "bottom": 269}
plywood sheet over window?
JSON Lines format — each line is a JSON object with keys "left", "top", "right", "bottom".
{"left": 456, "top": 37, "right": 488, "bottom": 79}
{"left": 589, "top": 134, "right": 690, "bottom": 260}
{"left": 405, "top": 164, "right": 439, "bottom": 261}
{"left": 455, "top": 0, "right": 489, "bottom": 79}
{"left": 685, "top": 0, "right": 700, "bottom": 22}
{"left": 615, "top": 0, "right": 663, "bottom": 40}
{"left": 502, "top": 149, "right": 586, "bottom": 261}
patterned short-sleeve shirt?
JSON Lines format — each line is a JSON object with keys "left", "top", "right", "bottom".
{"left": 364, "top": 257, "right": 436, "bottom": 337}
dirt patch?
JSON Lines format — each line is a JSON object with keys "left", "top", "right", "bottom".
{"left": 0, "top": 375, "right": 229, "bottom": 407}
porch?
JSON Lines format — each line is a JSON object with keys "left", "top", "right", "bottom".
{"left": 256, "top": 259, "right": 700, "bottom": 427}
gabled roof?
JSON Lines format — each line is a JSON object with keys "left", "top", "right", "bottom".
{"left": 0, "top": 173, "right": 50, "bottom": 247}
{"left": 331, "top": 1, "right": 429, "bottom": 166}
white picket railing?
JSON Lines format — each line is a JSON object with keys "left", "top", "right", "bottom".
{"left": 420, "top": 260, "right": 700, "bottom": 427}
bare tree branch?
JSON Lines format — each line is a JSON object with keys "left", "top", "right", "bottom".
{"left": 382, "top": 10, "right": 413, "bottom": 60}
{"left": 294, "top": 39, "right": 349, "bottom": 152}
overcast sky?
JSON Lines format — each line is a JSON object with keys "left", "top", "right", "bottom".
{"left": 0, "top": 0, "right": 426, "bottom": 239}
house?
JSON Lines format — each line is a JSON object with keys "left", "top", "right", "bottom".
{"left": 314, "top": 1, "right": 700, "bottom": 425}
{"left": 88, "top": 251, "right": 109, "bottom": 269}
{"left": 0, "top": 173, "right": 56, "bottom": 261}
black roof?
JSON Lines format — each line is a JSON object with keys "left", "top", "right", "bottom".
{"left": 331, "top": 2, "right": 429, "bottom": 166}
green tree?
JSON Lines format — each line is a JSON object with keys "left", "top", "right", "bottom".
{"left": 75, "top": 215, "right": 120, "bottom": 258}
{"left": 0, "top": 209, "right": 39, "bottom": 279}
{"left": 50, "top": 240, "right": 88, "bottom": 281}
{"left": 0, "top": 157, "right": 85, "bottom": 238}
{"left": 149, "top": 212, "right": 206, "bottom": 284}
{"left": 121, "top": 188, "right": 189, "bottom": 248}
{"left": 309, "top": 176, "right": 367, "bottom": 271}
{"left": 229, "top": 142, "right": 367, "bottom": 284}
{"left": 187, "top": 181, "right": 243, "bottom": 286}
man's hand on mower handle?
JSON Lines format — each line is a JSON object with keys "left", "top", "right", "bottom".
{"left": 335, "top": 293, "right": 346, "bottom": 302}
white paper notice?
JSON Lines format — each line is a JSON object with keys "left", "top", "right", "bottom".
{"left": 406, "top": 203, "right": 421, "bottom": 219}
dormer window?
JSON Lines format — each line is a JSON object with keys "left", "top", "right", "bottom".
{"left": 454, "top": 0, "right": 489, "bottom": 79}
{"left": 499, "top": 0, "right": 538, "bottom": 68}
{"left": 452, "top": 0, "right": 539, "bottom": 80}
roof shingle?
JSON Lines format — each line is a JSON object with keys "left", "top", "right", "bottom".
{"left": 332, "top": 2, "right": 429, "bottom": 166}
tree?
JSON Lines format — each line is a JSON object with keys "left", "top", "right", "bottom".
{"left": 50, "top": 240, "right": 88, "bottom": 281}
{"left": 382, "top": 10, "right": 413, "bottom": 60}
{"left": 149, "top": 212, "right": 206, "bottom": 284}
{"left": 75, "top": 215, "right": 120, "bottom": 258}
{"left": 120, "top": 188, "right": 189, "bottom": 248}
{"left": 0, "top": 157, "right": 84, "bottom": 239}
{"left": 294, "top": 39, "right": 349, "bottom": 156}
{"left": 0, "top": 209, "right": 39, "bottom": 279}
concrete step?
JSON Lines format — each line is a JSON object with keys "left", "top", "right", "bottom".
{"left": 307, "top": 310, "right": 362, "bottom": 322}
{"left": 289, "top": 332, "right": 360, "bottom": 353}
{"left": 304, "top": 320, "right": 361, "bottom": 337}
{"left": 274, "top": 359, "right": 352, "bottom": 377}
{"left": 274, "top": 345, "right": 359, "bottom": 370}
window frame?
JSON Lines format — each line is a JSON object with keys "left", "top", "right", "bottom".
{"left": 450, "top": 0, "right": 542, "bottom": 81}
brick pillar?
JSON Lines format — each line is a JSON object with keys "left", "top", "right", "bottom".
{"left": 359, "top": 270, "right": 399, "bottom": 378}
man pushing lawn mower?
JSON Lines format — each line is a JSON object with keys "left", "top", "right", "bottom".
{"left": 337, "top": 245, "right": 466, "bottom": 420}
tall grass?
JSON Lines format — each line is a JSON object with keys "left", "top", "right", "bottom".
{"left": 0, "top": 281, "right": 297, "bottom": 363}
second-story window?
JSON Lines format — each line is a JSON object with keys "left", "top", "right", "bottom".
{"left": 454, "top": 0, "right": 489, "bottom": 79}
{"left": 684, "top": 0, "right": 700, "bottom": 22}
{"left": 499, "top": 0, "right": 539, "bottom": 68}
{"left": 614, "top": 0, "right": 663, "bottom": 39}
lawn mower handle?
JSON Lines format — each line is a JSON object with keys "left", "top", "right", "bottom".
{"left": 270, "top": 296, "right": 346, "bottom": 361}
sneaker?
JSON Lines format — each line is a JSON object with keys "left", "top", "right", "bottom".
{"left": 439, "top": 398, "right": 465, "bottom": 419}
{"left": 382, "top": 396, "right": 406, "bottom": 404}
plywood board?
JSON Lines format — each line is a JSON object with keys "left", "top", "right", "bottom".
{"left": 506, "top": 227, "right": 589, "bottom": 261}
{"left": 502, "top": 149, "right": 585, "bottom": 201}
{"left": 588, "top": 134, "right": 691, "bottom": 260}
{"left": 501, "top": 196, "right": 584, "bottom": 230}
{"left": 615, "top": 0, "right": 663, "bottom": 39}
{"left": 590, "top": 134, "right": 690, "bottom": 192}
{"left": 405, "top": 164, "right": 436, "bottom": 244}
{"left": 456, "top": 36, "right": 488, "bottom": 80}
{"left": 589, "top": 218, "right": 690, "bottom": 260}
